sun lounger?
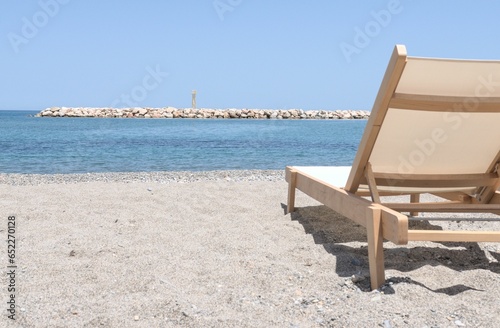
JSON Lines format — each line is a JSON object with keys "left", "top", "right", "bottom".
{"left": 286, "top": 45, "right": 500, "bottom": 290}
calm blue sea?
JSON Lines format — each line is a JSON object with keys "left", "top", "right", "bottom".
{"left": 0, "top": 110, "right": 366, "bottom": 174}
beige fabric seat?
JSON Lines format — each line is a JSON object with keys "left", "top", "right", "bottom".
{"left": 286, "top": 45, "right": 500, "bottom": 290}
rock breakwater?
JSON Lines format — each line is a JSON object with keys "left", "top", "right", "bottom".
{"left": 36, "top": 107, "right": 370, "bottom": 119}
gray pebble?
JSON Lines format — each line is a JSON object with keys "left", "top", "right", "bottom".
{"left": 351, "top": 258, "right": 363, "bottom": 266}
{"left": 0, "top": 170, "right": 285, "bottom": 186}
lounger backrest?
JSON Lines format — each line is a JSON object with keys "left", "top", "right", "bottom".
{"left": 346, "top": 45, "right": 500, "bottom": 195}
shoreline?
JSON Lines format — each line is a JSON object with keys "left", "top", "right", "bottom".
{"left": 0, "top": 169, "right": 285, "bottom": 185}
{"left": 35, "top": 107, "right": 370, "bottom": 119}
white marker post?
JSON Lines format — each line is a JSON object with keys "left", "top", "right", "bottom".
{"left": 192, "top": 90, "right": 197, "bottom": 109}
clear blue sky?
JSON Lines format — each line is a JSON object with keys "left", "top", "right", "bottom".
{"left": 2, "top": 1, "right": 500, "bottom": 111}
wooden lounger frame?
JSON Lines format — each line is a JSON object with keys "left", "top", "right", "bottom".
{"left": 286, "top": 45, "right": 500, "bottom": 290}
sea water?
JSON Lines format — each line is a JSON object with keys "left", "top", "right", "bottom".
{"left": 0, "top": 110, "right": 366, "bottom": 174}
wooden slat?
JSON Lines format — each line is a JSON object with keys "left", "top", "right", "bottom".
{"left": 294, "top": 171, "right": 369, "bottom": 226}
{"left": 287, "top": 169, "right": 297, "bottom": 214}
{"left": 345, "top": 45, "right": 408, "bottom": 193}
{"left": 357, "top": 190, "right": 419, "bottom": 197}
{"left": 389, "top": 93, "right": 500, "bottom": 113}
{"left": 364, "top": 163, "right": 381, "bottom": 203}
{"left": 383, "top": 202, "right": 500, "bottom": 212}
{"left": 432, "top": 191, "right": 472, "bottom": 204}
{"left": 409, "top": 216, "right": 500, "bottom": 222}
{"left": 408, "top": 230, "right": 500, "bottom": 242}
{"left": 432, "top": 192, "right": 473, "bottom": 203}
{"left": 437, "top": 190, "right": 500, "bottom": 215}
{"left": 367, "top": 172, "right": 498, "bottom": 188}
{"left": 477, "top": 151, "right": 500, "bottom": 204}
{"left": 346, "top": 126, "right": 380, "bottom": 192}
{"left": 289, "top": 168, "right": 409, "bottom": 244}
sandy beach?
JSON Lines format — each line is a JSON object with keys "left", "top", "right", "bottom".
{"left": 1, "top": 171, "right": 499, "bottom": 327}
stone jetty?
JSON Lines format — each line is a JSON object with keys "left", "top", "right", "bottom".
{"left": 36, "top": 107, "right": 370, "bottom": 119}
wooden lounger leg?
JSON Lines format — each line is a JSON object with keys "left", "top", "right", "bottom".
{"left": 287, "top": 170, "right": 297, "bottom": 214}
{"left": 410, "top": 194, "right": 420, "bottom": 217}
{"left": 366, "top": 206, "right": 385, "bottom": 290}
